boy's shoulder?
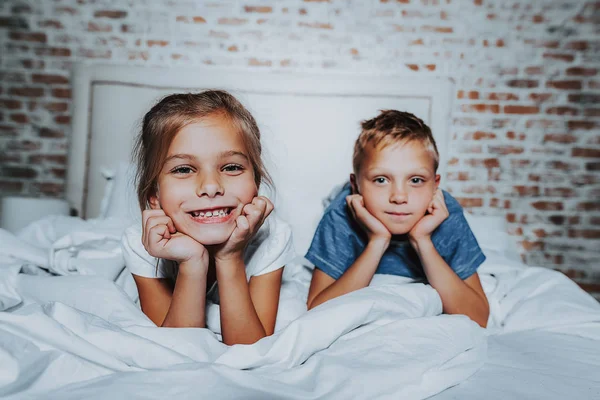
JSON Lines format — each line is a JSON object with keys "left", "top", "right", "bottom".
{"left": 441, "top": 189, "right": 464, "bottom": 216}
{"left": 434, "top": 190, "right": 472, "bottom": 241}
{"left": 323, "top": 181, "right": 352, "bottom": 216}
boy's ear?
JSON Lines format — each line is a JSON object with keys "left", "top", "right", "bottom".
{"left": 350, "top": 173, "right": 358, "bottom": 194}
{"left": 434, "top": 174, "right": 441, "bottom": 190}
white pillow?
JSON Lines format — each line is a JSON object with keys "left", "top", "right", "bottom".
{"left": 463, "top": 211, "right": 520, "bottom": 260}
{"left": 104, "top": 162, "right": 141, "bottom": 224}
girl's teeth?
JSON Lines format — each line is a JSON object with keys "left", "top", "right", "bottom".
{"left": 191, "top": 209, "right": 229, "bottom": 218}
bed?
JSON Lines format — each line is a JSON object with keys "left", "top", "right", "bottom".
{"left": 0, "top": 64, "right": 599, "bottom": 400}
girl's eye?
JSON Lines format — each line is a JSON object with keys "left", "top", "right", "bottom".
{"left": 222, "top": 164, "right": 244, "bottom": 173}
{"left": 411, "top": 177, "right": 424, "bottom": 184}
{"left": 171, "top": 166, "right": 193, "bottom": 175}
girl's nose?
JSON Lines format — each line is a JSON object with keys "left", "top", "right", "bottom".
{"left": 196, "top": 173, "right": 224, "bottom": 198}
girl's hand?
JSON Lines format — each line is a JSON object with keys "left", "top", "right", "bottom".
{"left": 408, "top": 189, "right": 449, "bottom": 243}
{"left": 142, "top": 209, "right": 209, "bottom": 274}
{"left": 213, "top": 196, "right": 274, "bottom": 263}
{"left": 346, "top": 194, "right": 391, "bottom": 245}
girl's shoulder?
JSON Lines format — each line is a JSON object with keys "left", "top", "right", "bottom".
{"left": 245, "top": 213, "right": 296, "bottom": 278}
{"left": 121, "top": 223, "right": 177, "bottom": 279}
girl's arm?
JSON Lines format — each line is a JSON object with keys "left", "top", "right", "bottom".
{"left": 307, "top": 238, "right": 388, "bottom": 309}
{"left": 411, "top": 238, "right": 489, "bottom": 327}
{"left": 216, "top": 257, "right": 283, "bottom": 344}
{"left": 249, "top": 268, "right": 284, "bottom": 335}
{"left": 137, "top": 209, "right": 210, "bottom": 328}
{"left": 132, "top": 274, "right": 173, "bottom": 326}
{"left": 133, "top": 262, "right": 209, "bottom": 328}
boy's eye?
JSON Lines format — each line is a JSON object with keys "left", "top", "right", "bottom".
{"left": 374, "top": 177, "right": 387, "bottom": 184}
{"left": 411, "top": 177, "right": 424, "bottom": 184}
{"left": 171, "top": 166, "right": 193, "bottom": 175}
{"left": 222, "top": 164, "right": 244, "bottom": 173}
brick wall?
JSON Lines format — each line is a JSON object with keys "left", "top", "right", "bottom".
{"left": 0, "top": 0, "right": 599, "bottom": 298}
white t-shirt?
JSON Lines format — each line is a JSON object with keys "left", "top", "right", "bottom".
{"left": 122, "top": 213, "right": 296, "bottom": 336}
{"left": 121, "top": 213, "right": 296, "bottom": 282}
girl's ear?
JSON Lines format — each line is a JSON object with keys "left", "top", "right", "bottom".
{"left": 350, "top": 173, "right": 358, "bottom": 194}
{"left": 148, "top": 192, "right": 161, "bottom": 210}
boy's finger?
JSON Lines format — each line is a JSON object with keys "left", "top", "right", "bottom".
{"left": 346, "top": 196, "right": 358, "bottom": 221}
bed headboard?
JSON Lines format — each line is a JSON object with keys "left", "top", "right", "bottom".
{"left": 69, "top": 64, "right": 453, "bottom": 254}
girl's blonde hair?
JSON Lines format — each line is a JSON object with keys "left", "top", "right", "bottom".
{"left": 133, "top": 90, "right": 272, "bottom": 210}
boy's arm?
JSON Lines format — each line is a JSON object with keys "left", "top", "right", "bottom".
{"left": 411, "top": 238, "right": 489, "bottom": 327}
{"left": 308, "top": 238, "right": 388, "bottom": 309}
{"left": 409, "top": 190, "right": 489, "bottom": 327}
{"left": 307, "top": 194, "right": 391, "bottom": 309}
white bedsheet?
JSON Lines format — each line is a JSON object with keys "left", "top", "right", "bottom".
{"left": 0, "top": 217, "right": 599, "bottom": 399}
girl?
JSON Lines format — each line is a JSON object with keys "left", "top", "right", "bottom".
{"left": 121, "top": 91, "right": 296, "bottom": 345}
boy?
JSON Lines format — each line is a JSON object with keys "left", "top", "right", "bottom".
{"left": 305, "top": 110, "right": 489, "bottom": 327}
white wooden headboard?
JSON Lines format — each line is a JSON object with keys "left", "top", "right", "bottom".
{"left": 69, "top": 64, "right": 453, "bottom": 254}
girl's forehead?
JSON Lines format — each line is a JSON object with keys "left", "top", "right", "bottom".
{"left": 168, "top": 119, "right": 248, "bottom": 155}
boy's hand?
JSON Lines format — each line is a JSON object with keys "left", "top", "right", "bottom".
{"left": 409, "top": 189, "right": 449, "bottom": 243}
{"left": 142, "top": 209, "right": 209, "bottom": 275}
{"left": 346, "top": 194, "right": 391, "bottom": 245}
{"left": 213, "top": 196, "right": 274, "bottom": 263}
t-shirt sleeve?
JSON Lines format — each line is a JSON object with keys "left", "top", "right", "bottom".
{"left": 305, "top": 207, "right": 358, "bottom": 280}
{"left": 121, "top": 225, "right": 172, "bottom": 279}
{"left": 245, "top": 214, "right": 296, "bottom": 277}
{"left": 435, "top": 211, "right": 486, "bottom": 280}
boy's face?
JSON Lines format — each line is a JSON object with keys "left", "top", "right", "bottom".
{"left": 351, "top": 140, "right": 440, "bottom": 235}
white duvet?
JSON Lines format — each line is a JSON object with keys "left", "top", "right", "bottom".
{"left": 0, "top": 216, "right": 599, "bottom": 400}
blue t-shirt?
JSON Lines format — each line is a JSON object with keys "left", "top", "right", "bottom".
{"left": 305, "top": 184, "right": 486, "bottom": 281}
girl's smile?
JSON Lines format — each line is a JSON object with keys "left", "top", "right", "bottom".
{"left": 187, "top": 206, "right": 235, "bottom": 224}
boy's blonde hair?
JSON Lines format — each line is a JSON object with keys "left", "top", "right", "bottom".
{"left": 352, "top": 110, "right": 439, "bottom": 174}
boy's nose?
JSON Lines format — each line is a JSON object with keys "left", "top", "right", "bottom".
{"left": 196, "top": 173, "right": 224, "bottom": 197}
{"left": 389, "top": 185, "right": 408, "bottom": 204}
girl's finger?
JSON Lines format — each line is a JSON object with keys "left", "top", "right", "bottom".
{"left": 233, "top": 202, "right": 244, "bottom": 219}
{"left": 235, "top": 215, "right": 250, "bottom": 237}
{"left": 145, "top": 215, "right": 174, "bottom": 234}
{"left": 262, "top": 197, "right": 274, "bottom": 216}
{"left": 147, "top": 224, "right": 169, "bottom": 248}
{"left": 142, "top": 209, "right": 165, "bottom": 229}
{"left": 255, "top": 197, "right": 274, "bottom": 227}
{"left": 142, "top": 209, "right": 166, "bottom": 242}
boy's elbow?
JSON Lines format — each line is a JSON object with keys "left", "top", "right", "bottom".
{"left": 476, "top": 300, "right": 490, "bottom": 328}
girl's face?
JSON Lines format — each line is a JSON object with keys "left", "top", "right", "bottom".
{"left": 150, "top": 114, "right": 258, "bottom": 245}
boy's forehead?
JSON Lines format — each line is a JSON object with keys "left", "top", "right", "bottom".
{"left": 361, "top": 140, "right": 436, "bottom": 171}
